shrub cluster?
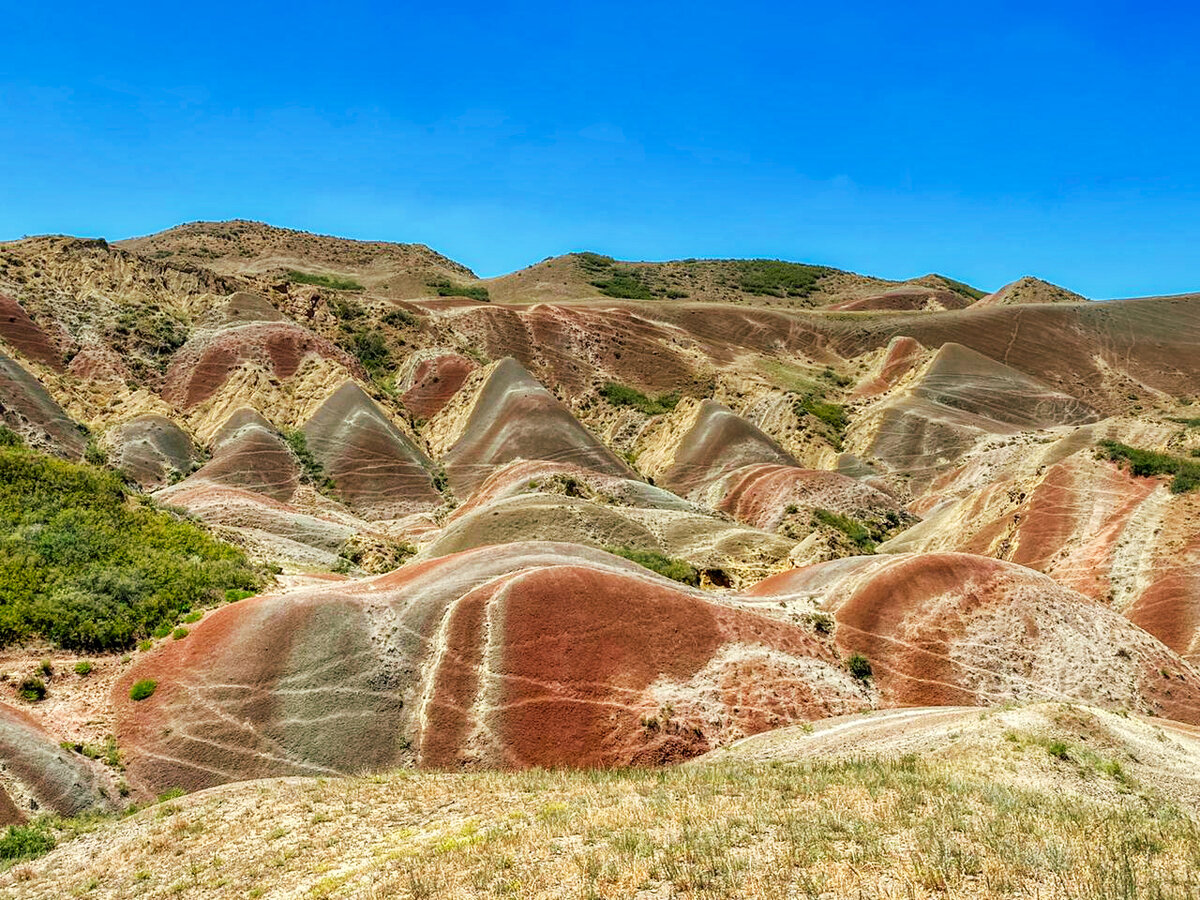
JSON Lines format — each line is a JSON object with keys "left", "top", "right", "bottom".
{"left": 427, "top": 279, "right": 489, "bottom": 302}
{"left": 735, "top": 260, "right": 829, "bottom": 298}
{"left": 287, "top": 270, "right": 364, "bottom": 291}
{"left": 0, "top": 447, "right": 260, "bottom": 651}
{"left": 605, "top": 546, "right": 700, "bottom": 586}
{"left": 599, "top": 382, "right": 679, "bottom": 415}
{"left": 1098, "top": 440, "right": 1200, "bottom": 493}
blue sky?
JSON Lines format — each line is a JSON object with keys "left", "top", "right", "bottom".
{"left": 2, "top": 1, "right": 1197, "bottom": 297}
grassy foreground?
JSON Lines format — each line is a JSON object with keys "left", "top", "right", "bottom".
{"left": 10, "top": 756, "right": 1199, "bottom": 899}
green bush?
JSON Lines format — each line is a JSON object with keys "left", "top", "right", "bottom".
{"left": 0, "top": 446, "right": 260, "bottom": 651}
{"left": 590, "top": 270, "right": 654, "bottom": 300}
{"left": 74, "top": 660, "right": 93, "bottom": 676}
{"left": 736, "top": 260, "right": 828, "bottom": 298}
{"left": 287, "top": 270, "right": 364, "bottom": 291}
{"left": 281, "top": 428, "right": 334, "bottom": 490}
{"left": 382, "top": 308, "right": 418, "bottom": 327}
{"left": 18, "top": 676, "right": 46, "bottom": 702}
{"left": 798, "top": 398, "right": 848, "bottom": 433}
{"left": 0, "top": 822, "right": 55, "bottom": 861}
{"left": 1098, "top": 440, "right": 1200, "bottom": 493}
{"left": 1047, "top": 740, "right": 1070, "bottom": 760}
{"left": 605, "top": 546, "right": 700, "bottom": 586}
{"left": 846, "top": 653, "right": 873, "bottom": 681}
{"left": 129, "top": 679, "right": 157, "bottom": 701}
{"left": 599, "top": 383, "right": 679, "bottom": 415}
{"left": 346, "top": 328, "right": 392, "bottom": 377}
{"left": 812, "top": 508, "right": 876, "bottom": 552}
{"left": 427, "top": 279, "right": 489, "bottom": 302}
{"left": 172, "top": 626, "right": 188, "bottom": 640}
{"left": 0, "top": 425, "right": 23, "bottom": 449}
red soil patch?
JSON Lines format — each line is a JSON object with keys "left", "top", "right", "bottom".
{"left": 748, "top": 553, "right": 1200, "bottom": 723}
{"left": 0, "top": 294, "right": 62, "bottom": 370}
{"left": 163, "top": 322, "right": 361, "bottom": 408}
{"left": 112, "top": 542, "right": 859, "bottom": 794}
{"left": 399, "top": 353, "right": 477, "bottom": 419}
{"left": 659, "top": 400, "right": 797, "bottom": 499}
{"left": 442, "top": 359, "right": 632, "bottom": 497}
{"left": 302, "top": 382, "right": 441, "bottom": 518}
{"left": 715, "top": 464, "right": 905, "bottom": 532}
{"left": 0, "top": 701, "right": 109, "bottom": 822}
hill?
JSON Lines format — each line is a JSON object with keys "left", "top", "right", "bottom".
{"left": 0, "top": 219, "right": 1198, "bottom": 895}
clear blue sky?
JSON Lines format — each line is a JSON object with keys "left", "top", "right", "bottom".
{"left": 2, "top": 1, "right": 1197, "bottom": 297}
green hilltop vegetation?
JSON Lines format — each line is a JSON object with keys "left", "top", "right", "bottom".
{"left": 0, "top": 429, "right": 261, "bottom": 652}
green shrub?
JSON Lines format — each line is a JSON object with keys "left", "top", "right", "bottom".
{"left": 427, "top": 279, "right": 489, "bottom": 302}
{"left": 0, "top": 822, "right": 55, "bottom": 861}
{"left": 0, "top": 447, "right": 260, "bottom": 651}
{"left": 18, "top": 676, "right": 46, "bottom": 702}
{"left": 933, "top": 275, "right": 987, "bottom": 301}
{"left": 605, "top": 546, "right": 700, "bottom": 586}
{"left": 287, "top": 270, "right": 364, "bottom": 291}
{"left": 281, "top": 428, "right": 334, "bottom": 490}
{"left": 84, "top": 439, "right": 108, "bottom": 466}
{"left": 129, "top": 679, "right": 157, "bottom": 701}
{"left": 812, "top": 508, "right": 876, "bottom": 551}
{"left": 171, "top": 626, "right": 188, "bottom": 640}
{"left": 0, "top": 425, "right": 23, "bottom": 448}
{"left": 382, "top": 308, "right": 418, "bottom": 327}
{"left": 590, "top": 270, "right": 654, "bottom": 300}
{"left": 1047, "top": 741, "right": 1070, "bottom": 760}
{"left": 599, "top": 383, "right": 679, "bottom": 415}
{"left": 798, "top": 398, "right": 848, "bottom": 433}
{"left": 38, "top": 659, "right": 53, "bottom": 677}
{"left": 346, "top": 329, "right": 392, "bottom": 377}
{"left": 74, "top": 660, "right": 93, "bottom": 676}
{"left": 735, "top": 260, "right": 828, "bottom": 298}
{"left": 1098, "top": 440, "right": 1200, "bottom": 493}
{"left": 225, "top": 588, "right": 256, "bottom": 603}
{"left": 846, "top": 653, "right": 873, "bottom": 681}
{"left": 183, "top": 611, "right": 203, "bottom": 623}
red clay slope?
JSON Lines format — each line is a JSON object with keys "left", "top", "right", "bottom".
{"left": 747, "top": 552, "right": 1200, "bottom": 723}
{"left": 658, "top": 400, "right": 798, "bottom": 499}
{"left": 440, "top": 359, "right": 634, "bottom": 497}
{"left": 0, "top": 350, "right": 85, "bottom": 457}
{"left": 302, "top": 381, "right": 442, "bottom": 519}
{"left": 112, "top": 542, "right": 866, "bottom": 795}
{"left": 0, "top": 293, "right": 62, "bottom": 370}
{"left": 0, "top": 702, "right": 111, "bottom": 824}
{"left": 169, "top": 408, "right": 300, "bottom": 502}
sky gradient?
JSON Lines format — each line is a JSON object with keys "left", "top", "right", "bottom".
{"left": 2, "top": 1, "right": 1197, "bottom": 297}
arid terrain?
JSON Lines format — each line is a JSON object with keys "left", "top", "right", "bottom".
{"left": 1, "top": 220, "right": 1199, "bottom": 897}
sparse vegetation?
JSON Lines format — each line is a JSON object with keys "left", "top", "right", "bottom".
{"left": 1098, "top": 440, "right": 1200, "bottom": 493}
{"left": 129, "top": 679, "right": 157, "bottom": 701}
{"left": 0, "top": 445, "right": 260, "bottom": 651}
{"left": 599, "top": 382, "right": 679, "bottom": 415}
{"left": 590, "top": 270, "right": 655, "bottom": 300}
{"left": 428, "top": 279, "right": 489, "bottom": 302}
{"left": 798, "top": 398, "right": 848, "bottom": 434}
{"left": 28, "top": 755, "right": 1200, "bottom": 898}
{"left": 605, "top": 546, "right": 700, "bottom": 586}
{"left": 287, "top": 270, "right": 364, "bottom": 291}
{"left": 933, "top": 275, "right": 987, "bottom": 301}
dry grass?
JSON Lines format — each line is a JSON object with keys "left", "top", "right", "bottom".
{"left": 10, "top": 753, "right": 1200, "bottom": 899}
